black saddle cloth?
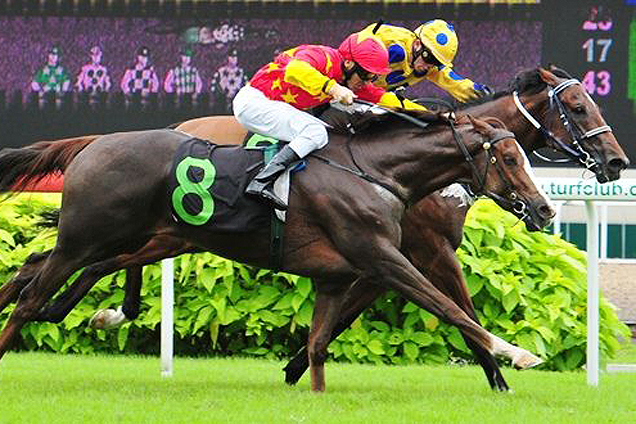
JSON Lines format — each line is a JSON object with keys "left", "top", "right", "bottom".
{"left": 169, "top": 137, "right": 271, "bottom": 232}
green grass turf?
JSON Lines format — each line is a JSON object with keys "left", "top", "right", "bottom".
{"left": 0, "top": 353, "right": 634, "bottom": 424}
{"left": 609, "top": 339, "right": 636, "bottom": 363}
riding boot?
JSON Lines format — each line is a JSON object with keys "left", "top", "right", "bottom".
{"left": 245, "top": 144, "right": 301, "bottom": 210}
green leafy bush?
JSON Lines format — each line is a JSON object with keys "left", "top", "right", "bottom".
{"left": 0, "top": 194, "right": 630, "bottom": 370}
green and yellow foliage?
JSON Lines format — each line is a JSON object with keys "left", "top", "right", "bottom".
{"left": 0, "top": 194, "right": 629, "bottom": 370}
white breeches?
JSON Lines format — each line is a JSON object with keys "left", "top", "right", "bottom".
{"left": 233, "top": 85, "right": 328, "bottom": 158}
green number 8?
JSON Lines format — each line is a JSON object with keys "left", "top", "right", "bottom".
{"left": 172, "top": 157, "right": 216, "bottom": 225}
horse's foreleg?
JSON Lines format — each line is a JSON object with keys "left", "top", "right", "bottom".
{"left": 422, "top": 242, "right": 510, "bottom": 391}
{"left": 307, "top": 278, "right": 352, "bottom": 392}
{"left": 0, "top": 251, "right": 50, "bottom": 314}
{"left": 284, "top": 280, "right": 386, "bottom": 385}
{"left": 420, "top": 235, "right": 541, "bottom": 377}
{"left": 358, "top": 241, "right": 497, "bottom": 363}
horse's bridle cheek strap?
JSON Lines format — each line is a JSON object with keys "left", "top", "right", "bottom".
{"left": 481, "top": 131, "right": 529, "bottom": 216}
{"left": 513, "top": 79, "right": 613, "bottom": 171}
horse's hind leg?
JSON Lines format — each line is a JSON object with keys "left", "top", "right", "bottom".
{"left": 88, "top": 266, "right": 142, "bottom": 329}
{"left": 0, "top": 251, "right": 50, "bottom": 314}
{"left": 0, "top": 250, "right": 84, "bottom": 361}
{"left": 121, "top": 266, "right": 143, "bottom": 319}
{"left": 36, "top": 236, "right": 188, "bottom": 325}
{"left": 307, "top": 277, "right": 352, "bottom": 392}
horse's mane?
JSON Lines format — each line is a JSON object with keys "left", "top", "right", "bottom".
{"left": 458, "top": 65, "right": 573, "bottom": 110}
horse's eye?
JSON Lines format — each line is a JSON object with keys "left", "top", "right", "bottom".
{"left": 572, "top": 105, "right": 585, "bottom": 114}
{"left": 503, "top": 156, "right": 517, "bottom": 166}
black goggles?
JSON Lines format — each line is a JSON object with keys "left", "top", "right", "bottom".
{"left": 353, "top": 64, "right": 380, "bottom": 82}
{"left": 416, "top": 46, "right": 442, "bottom": 67}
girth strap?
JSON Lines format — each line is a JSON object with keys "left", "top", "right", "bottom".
{"left": 264, "top": 145, "right": 285, "bottom": 272}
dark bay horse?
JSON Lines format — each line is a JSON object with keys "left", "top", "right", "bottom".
{"left": 86, "top": 67, "right": 630, "bottom": 388}
{"left": 0, "top": 113, "right": 554, "bottom": 392}
{"left": 0, "top": 67, "right": 627, "bottom": 391}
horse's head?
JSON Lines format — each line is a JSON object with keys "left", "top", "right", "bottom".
{"left": 466, "top": 116, "right": 555, "bottom": 231}
{"left": 514, "top": 67, "right": 629, "bottom": 182}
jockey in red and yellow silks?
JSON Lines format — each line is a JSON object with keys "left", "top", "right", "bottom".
{"left": 360, "top": 20, "right": 491, "bottom": 104}
{"left": 234, "top": 33, "right": 393, "bottom": 210}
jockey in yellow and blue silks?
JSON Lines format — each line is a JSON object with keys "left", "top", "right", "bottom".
{"left": 360, "top": 20, "right": 491, "bottom": 104}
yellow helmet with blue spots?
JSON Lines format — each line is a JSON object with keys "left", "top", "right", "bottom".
{"left": 413, "top": 20, "right": 458, "bottom": 67}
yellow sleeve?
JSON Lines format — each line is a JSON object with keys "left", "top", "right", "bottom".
{"left": 283, "top": 59, "right": 334, "bottom": 96}
{"left": 424, "top": 66, "right": 479, "bottom": 103}
{"left": 378, "top": 92, "right": 428, "bottom": 111}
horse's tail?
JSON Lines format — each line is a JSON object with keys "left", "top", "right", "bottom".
{"left": 0, "top": 134, "right": 100, "bottom": 193}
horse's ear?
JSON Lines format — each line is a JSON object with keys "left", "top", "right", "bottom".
{"left": 482, "top": 116, "right": 506, "bottom": 130}
{"left": 538, "top": 67, "right": 559, "bottom": 86}
{"left": 467, "top": 114, "right": 490, "bottom": 135}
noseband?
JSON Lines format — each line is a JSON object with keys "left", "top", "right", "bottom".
{"left": 449, "top": 123, "right": 528, "bottom": 217}
{"left": 513, "top": 78, "right": 612, "bottom": 172}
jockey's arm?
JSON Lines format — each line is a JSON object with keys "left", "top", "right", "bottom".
{"left": 120, "top": 69, "right": 132, "bottom": 93}
{"left": 424, "top": 66, "right": 487, "bottom": 103}
{"left": 378, "top": 92, "right": 427, "bottom": 110}
{"left": 104, "top": 74, "right": 112, "bottom": 92}
{"left": 195, "top": 71, "right": 203, "bottom": 93}
{"left": 356, "top": 83, "right": 427, "bottom": 111}
{"left": 75, "top": 70, "right": 85, "bottom": 91}
{"left": 283, "top": 58, "right": 334, "bottom": 96}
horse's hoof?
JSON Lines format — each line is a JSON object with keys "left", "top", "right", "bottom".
{"left": 513, "top": 353, "right": 543, "bottom": 370}
{"left": 89, "top": 308, "right": 125, "bottom": 329}
{"left": 283, "top": 368, "right": 302, "bottom": 386}
{"left": 89, "top": 309, "right": 108, "bottom": 329}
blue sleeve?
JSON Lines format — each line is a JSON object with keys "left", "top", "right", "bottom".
{"left": 387, "top": 44, "right": 406, "bottom": 64}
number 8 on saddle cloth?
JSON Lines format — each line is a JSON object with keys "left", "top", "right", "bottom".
{"left": 169, "top": 135, "right": 303, "bottom": 232}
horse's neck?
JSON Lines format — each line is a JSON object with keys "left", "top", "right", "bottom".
{"left": 464, "top": 93, "right": 550, "bottom": 153}
{"left": 357, "top": 125, "right": 480, "bottom": 204}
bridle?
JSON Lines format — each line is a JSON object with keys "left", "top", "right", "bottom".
{"left": 449, "top": 122, "right": 528, "bottom": 217}
{"left": 512, "top": 78, "right": 612, "bottom": 173}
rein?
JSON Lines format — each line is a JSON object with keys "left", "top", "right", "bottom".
{"left": 513, "top": 78, "right": 612, "bottom": 172}
{"left": 312, "top": 145, "right": 410, "bottom": 206}
{"left": 352, "top": 100, "right": 527, "bottom": 214}
{"left": 312, "top": 99, "right": 447, "bottom": 207}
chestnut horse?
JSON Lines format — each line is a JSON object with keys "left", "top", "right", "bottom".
{"left": 0, "top": 112, "right": 554, "bottom": 392}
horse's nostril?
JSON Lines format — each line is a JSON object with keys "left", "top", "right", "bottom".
{"left": 608, "top": 157, "right": 629, "bottom": 172}
{"left": 539, "top": 205, "right": 556, "bottom": 220}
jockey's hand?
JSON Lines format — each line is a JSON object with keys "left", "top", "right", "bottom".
{"left": 328, "top": 83, "right": 357, "bottom": 105}
{"left": 475, "top": 84, "right": 493, "bottom": 98}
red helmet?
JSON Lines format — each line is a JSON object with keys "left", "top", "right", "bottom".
{"left": 338, "top": 33, "right": 391, "bottom": 75}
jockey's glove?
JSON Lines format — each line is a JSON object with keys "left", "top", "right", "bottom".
{"left": 475, "top": 84, "right": 493, "bottom": 98}
{"left": 328, "top": 83, "right": 356, "bottom": 105}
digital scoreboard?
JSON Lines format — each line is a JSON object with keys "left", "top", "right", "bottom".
{"left": 542, "top": 0, "right": 635, "bottom": 165}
